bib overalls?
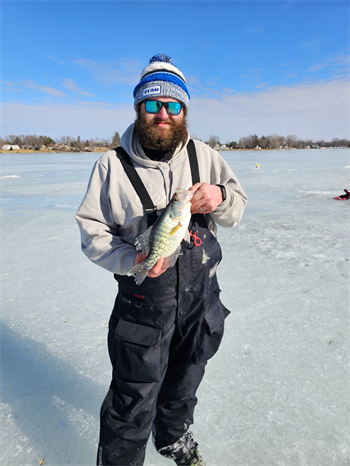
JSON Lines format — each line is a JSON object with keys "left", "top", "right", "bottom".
{"left": 97, "top": 142, "right": 230, "bottom": 465}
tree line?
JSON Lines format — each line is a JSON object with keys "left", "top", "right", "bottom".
{"left": 1, "top": 131, "right": 349, "bottom": 151}
{"left": 0, "top": 132, "right": 121, "bottom": 151}
{"left": 205, "top": 134, "right": 350, "bottom": 149}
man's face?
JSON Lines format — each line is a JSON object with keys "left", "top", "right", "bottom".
{"left": 134, "top": 97, "right": 187, "bottom": 152}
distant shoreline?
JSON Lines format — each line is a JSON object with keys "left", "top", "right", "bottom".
{"left": 1, "top": 148, "right": 255, "bottom": 154}
{"left": 0, "top": 147, "right": 347, "bottom": 154}
{"left": 0, "top": 147, "right": 109, "bottom": 154}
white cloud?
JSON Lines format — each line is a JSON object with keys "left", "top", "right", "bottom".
{"left": 255, "top": 82, "right": 270, "bottom": 89}
{"left": 62, "top": 78, "right": 96, "bottom": 97}
{"left": 188, "top": 78, "right": 348, "bottom": 141}
{"left": 1, "top": 80, "right": 15, "bottom": 87}
{"left": 1, "top": 78, "right": 348, "bottom": 142}
{"left": 301, "top": 40, "right": 320, "bottom": 48}
{"left": 38, "top": 85, "right": 67, "bottom": 98}
{"left": 75, "top": 58, "right": 141, "bottom": 86}
{"left": 308, "top": 64, "right": 328, "bottom": 72}
{"left": 1, "top": 80, "right": 21, "bottom": 92}
{"left": 187, "top": 75, "right": 228, "bottom": 98}
{"left": 222, "top": 87, "right": 235, "bottom": 94}
{"left": 46, "top": 54, "right": 66, "bottom": 65}
{"left": 1, "top": 101, "right": 135, "bottom": 140}
{"left": 23, "top": 80, "right": 67, "bottom": 98}
{"left": 307, "top": 53, "right": 349, "bottom": 74}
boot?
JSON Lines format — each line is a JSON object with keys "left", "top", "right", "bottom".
{"left": 174, "top": 445, "right": 206, "bottom": 466}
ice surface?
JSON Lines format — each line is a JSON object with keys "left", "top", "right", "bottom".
{"left": 1, "top": 150, "right": 349, "bottom": 465}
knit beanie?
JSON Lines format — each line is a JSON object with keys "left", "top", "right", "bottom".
{"left": 133, "top": 54, "right": 190, "bottom": 110}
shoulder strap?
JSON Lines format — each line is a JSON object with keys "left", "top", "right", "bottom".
{"left": 114, "top": 147, "right": 158, "bottom": 226}
{"left": 186, "top": 139, "right": 206, "bottom": 226}
{"left": 187, "top": 139, "right": 200, "bottom": 185}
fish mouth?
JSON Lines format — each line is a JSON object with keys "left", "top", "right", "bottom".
{"left": 174, "top": 189, "right": 194, "bottom": 201}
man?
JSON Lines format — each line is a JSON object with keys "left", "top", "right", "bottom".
{"left": 76, "top": 54, "right": 248, "bottom": 466}
{"left": 334, "top": 189, "right": 350, "bottom": 200}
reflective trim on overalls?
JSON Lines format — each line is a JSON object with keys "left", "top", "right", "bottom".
{"left": 97, "top": 143, "right": 230, "bottom": 466}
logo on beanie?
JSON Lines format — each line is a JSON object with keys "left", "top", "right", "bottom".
{"left": 139, "top": 86, "right": 161, "bottom": 100}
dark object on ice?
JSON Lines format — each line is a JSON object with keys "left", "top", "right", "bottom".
{"left": 334, "top": 189, "right": 350, "bottom": 200}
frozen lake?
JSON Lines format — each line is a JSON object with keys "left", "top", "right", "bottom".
{"left": 1, "top": 149, "right": 349, "bottom": 465}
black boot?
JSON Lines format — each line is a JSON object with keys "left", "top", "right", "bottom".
{"left": 174, "top": 445, "right": 206, "bottom": 466}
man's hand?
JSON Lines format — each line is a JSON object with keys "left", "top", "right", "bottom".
{"left": 189, "top": 182, "right": 223, "bottom": 214}
{"left": 133, "top": 253, "right": 167, "bottom": 278}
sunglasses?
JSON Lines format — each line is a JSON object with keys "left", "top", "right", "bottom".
{"left": 144, "top": 100, "right": 182, "bottom": 116}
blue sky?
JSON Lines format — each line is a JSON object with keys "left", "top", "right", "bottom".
{"left": 1, "top": 0, "right": 349, "bottom": 142}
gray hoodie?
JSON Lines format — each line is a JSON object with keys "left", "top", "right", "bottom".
{"left": 75, "top": 124, "right": 248, "bottom": 276}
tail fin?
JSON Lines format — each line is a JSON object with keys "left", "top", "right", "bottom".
{"left": 127, "top": 262, "right": 149, "bottom": 286}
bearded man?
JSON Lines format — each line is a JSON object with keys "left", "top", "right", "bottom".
{"left": 76, "top": 54, "right": 248, "bottom": 466}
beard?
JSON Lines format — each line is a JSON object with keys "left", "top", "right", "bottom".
{"left": 134, "top": 109, "right": 188, "bottom": 153}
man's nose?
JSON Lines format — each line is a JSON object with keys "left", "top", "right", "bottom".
{"left": 157, "top": 105, "right": 168, "bottom": 118}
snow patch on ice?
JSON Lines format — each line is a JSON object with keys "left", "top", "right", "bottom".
{"left": 52, "top": 396, "right": 99, "bottom": 439}
{"left": 297, "top": 190, "right": 339, "bottom": 198}
{"left": 55, "top": 203, "right": 76, "bottom": 209}
{"left": 0, "top": 404, "right": 36, "bottom": 464}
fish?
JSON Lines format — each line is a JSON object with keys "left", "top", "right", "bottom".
{"left": 128, "top": 188, "right": 194, "bottom": 285}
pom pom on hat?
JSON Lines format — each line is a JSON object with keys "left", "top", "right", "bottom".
{"left": 134, "top": 54, "right": 190, "bottom": 110}
{"left": 149, "top": 53, "right": 173, "bottom": 64}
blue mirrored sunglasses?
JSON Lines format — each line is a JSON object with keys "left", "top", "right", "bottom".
{"left": 144, "top": 100, "right": 182, "bottom": 116}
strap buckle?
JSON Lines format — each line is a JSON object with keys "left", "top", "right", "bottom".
{"left": 145, "top": 206, "right": 157, "bottom": 215}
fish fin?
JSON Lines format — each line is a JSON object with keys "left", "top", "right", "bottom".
{"left": 183, "top": 229, "right": 190, "bottom": 243}
{"left": 169, "top": 222, "right": 182, "bottom": 236}
{"left": 127, "top": 262, "right": 150, "bottom": 286}
{"left": 134, "top": 226, "right": 152, "bottom": 255}
{"left": 163, "top": 244, "right": 181, "bottom": 270}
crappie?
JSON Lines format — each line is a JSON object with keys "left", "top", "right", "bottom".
{"left": 128, "top": 188, "right": 194, "bottom": 285}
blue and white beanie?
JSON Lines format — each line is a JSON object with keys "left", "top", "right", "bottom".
{"left": 133, "top": 54, "right": 190, "bottom": 110}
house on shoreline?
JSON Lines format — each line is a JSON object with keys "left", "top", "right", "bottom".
{"left": 1, "top": 145, "right": 20, "bottom": 150}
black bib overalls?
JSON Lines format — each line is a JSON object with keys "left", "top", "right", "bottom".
{"left": 97, "top": 142, "right": 230, "bottom": 466}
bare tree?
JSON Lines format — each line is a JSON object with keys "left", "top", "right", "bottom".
{"left": 57, "top": 135, "right": 75, "bottom": 146}
{"left": 330, "top": 138, "right": 349, "bottom": 147}
{"left": 268, "top": 134, "right": 286, "bottom": 149}
{"left": 208, "top": 135, "right": 220, "bottom": 148}
{"left": 244, "top": 134, "right": 259, "bottom": 149}
{"left": 6, "top": 135, "right": 18, "bottom": 144}
{"left": 285, "top": 134, "right": 298, "bottom": 148}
